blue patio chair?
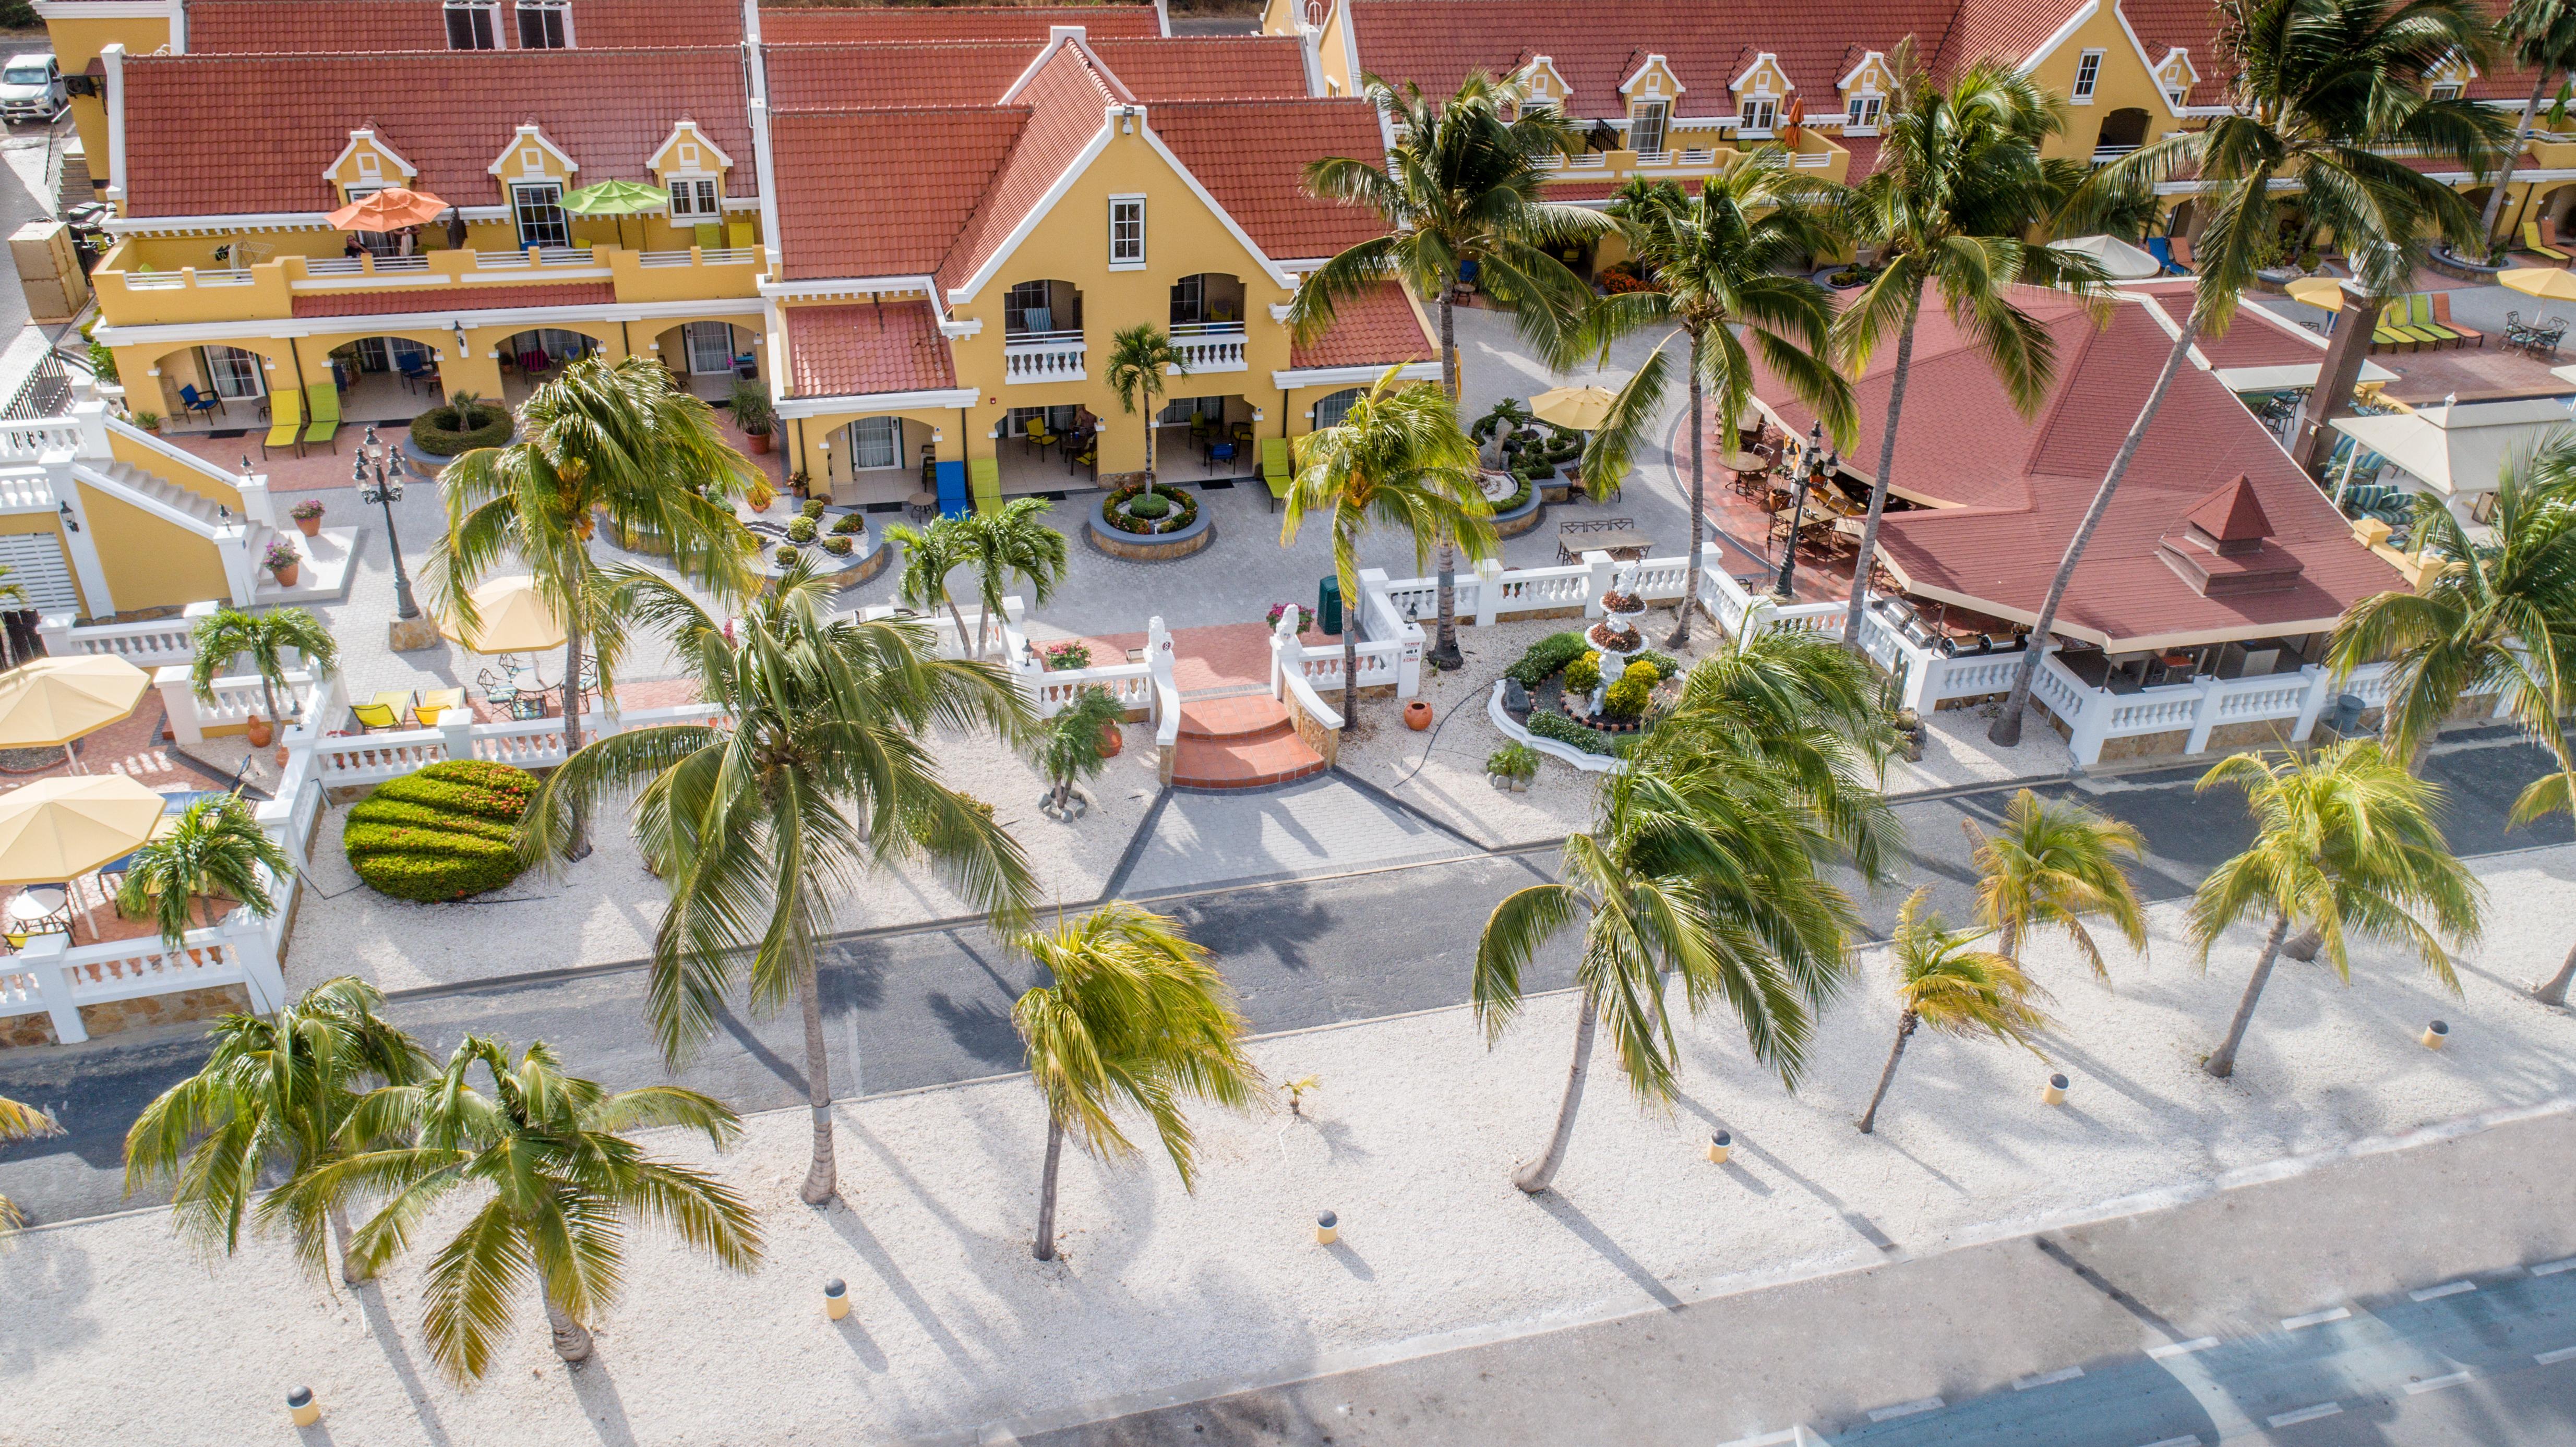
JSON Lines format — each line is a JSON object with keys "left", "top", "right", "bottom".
{"left": 177, "top": 383, "right": 222, "bottom": 420}
{"left": 934, "top": 459, "right": 969, "bottom": 519}
{"left": 396, "top": 353, "right": 436, "bottom": 393}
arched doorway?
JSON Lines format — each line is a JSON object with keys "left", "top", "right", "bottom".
{"left": 2094, "top": 107, "right": 2150, "bottom": 157}
{"left": 649, "top": 320, "right": 758, "bottom": 401}
{"left": 495, "top": 327, "right": 605, "bottom": 407}
{"left": 322, "top": 335, "right": 442, "bottom": 424}
{"left": 1312, "top": 387, "right": 1364, "bottom": 431}
{"left": 143, "top": 342, "right": 274, "bottom": 433}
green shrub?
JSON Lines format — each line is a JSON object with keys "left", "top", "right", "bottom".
{"left": 730, "top": 379, "right": 774, "bottom": 436}
{"left": 1486, "top": 743, "right": 1540, "bottom": 779}
{"left": 786, "top": 515, "right": 818, "bottom": 544}
{"left": 1128, "top": 492, "right": 1172, "bottom": 520}
{"left": 1631, "top": 648, "right": 1681, "bottom": 679}
{"left": 823, "top": 536, "right": 854, "bottom": 557}
{"left": 801, "top": 498, "right": 828, "bottom": 520}
{"left": 774, "top": 543, "right": 797, "bottom": 565}
{"left": 410, "top": 402, "right": 513, "bottom": 457}
{"left": 1602, "top": 673, "right": 1653, "bottom": 720}
{"left": 1527, "top": 709, "right": 1615, "bottom": 755}
{"left": 1621, "top": 660, "right": 1661, "bottom": 689}
{"left": 1505, "top": 631, "right": 1590, "bottom": 687}
{"left": 343, "top": 760, "right": 536, "bottom": 902}
{"left": 1563, "top": 649, "right": 1603, "bottom": 696}
{"left": 829, "top": 512, "right": 864, "bottom": 535}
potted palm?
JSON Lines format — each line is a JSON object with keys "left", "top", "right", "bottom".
{"left": 731, "top": 379, "right": 774, "bottom": 454}
{"left": 289, "top": 499, "right": 326, "bottom": 538}
{"left": 114, "top": 793, "right": 292, "bottom": 947}
{"left": 189, "top": 604, "right": 337, "bottom": 752}
{"left": 1033, "top": 685, "right": 1126, "bottom": 821}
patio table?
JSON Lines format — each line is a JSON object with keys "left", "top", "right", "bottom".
{"left": 7, "top": 886, "right": 71, "bottom": 942}
{"left": 905, "top": 490, "right": 938, "bottom": 523}
{"left": 1554, "top": 517, "right": 1654, "bottom": 563}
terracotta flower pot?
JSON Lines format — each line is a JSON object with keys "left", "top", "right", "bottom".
{"left": 1405, "top": 700, "right": 1433, "bottom": 730}
{"left": 749, "top": 430, "right": 773, "bottom": 455}
{"left": 273, "top": 744, "right": 290, "bottom": 767}
{"left": 294, "top": 515, "right": 322, "bottom": 537}
{"left": 270, "top": 562, "right": 299, "bottom": 590}
{"left": 245, "top": 716, "right": 274, "bottom": 748}
{"left": 1099, "top": 721, "right": 1124, "bottom": 758}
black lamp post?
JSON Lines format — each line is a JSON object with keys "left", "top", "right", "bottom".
{"left": 354, "top": 425, "right": 420, "bottom": 620}
{"left": 1773, "top": 421, "right": 1837, "bottom": 601}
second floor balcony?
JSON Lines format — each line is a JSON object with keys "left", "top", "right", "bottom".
{"left": 89, "top": 239, "right": 766, "bottom": 328}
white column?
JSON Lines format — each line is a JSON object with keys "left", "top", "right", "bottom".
{"left": 232, "top": 467, "right": 275, "bottom": 530}
{"left": 229, "top": 922, "right": 287, "bottom": 1016}
{"left": 154, "top": 664, "right": 205, "bottom": 745}
{"left": 45, "top": 455, "right": 115, "bottom": 619}
{"left": 2289, "top": 664, "right": 2332, "bottom": 742}
{"left": 1473, "top": 558, "right": 1502, "bottom": 628}
{"left": 1581, "top": 549, "right": 1614, "bottom": 619}
{"left": 2183, "top": 676, "right": 2222, "bottom": 756}
{"left": 20, "top": 933, "right": 85, "bottom": 1044}
{"left": 439, "top": 712, "right": 476, "bottom": 759}
{"left": 100, "top": 45, "right": 127, "bottom": 205}
{"left": 34, "top": 612, "right": 74, "bottom": 657}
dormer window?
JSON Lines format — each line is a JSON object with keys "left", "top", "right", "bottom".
{"left": 445, "top": 0, "right": 497, "bottom": 50}
{"left": 517, "top": 0, "right": 568, "bottom": 49}
{"left": 2072, "top": 50, "right": 2103, "bottom": 101}
{"left": 669, "top": 178, "right": 720, "bottom": 220}
{"left": 2165, "top": 85, "right": 2188, "bottom": 108}
{"left": 1846, "top": 94, "right": 1881, "bottom": 131}
{"left": 1739, "top": 97, "right": 1776, "bottom": 136}
{"left": 1631, "top": 100, "right": 1669, "bottom": 154}
{"left": 510, "top": 182, "right": 569, "bottom": 248}
{"left": 2430, "top": 81, "right": 2464, "bottom": 101}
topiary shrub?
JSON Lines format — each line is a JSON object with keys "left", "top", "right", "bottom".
{"left": 1527, "top": 708, "right": 1616, "bottom": 755}
{"left": 829, "top": 512, "right": 865, "bottom": 535}
{"left": 1602, "top": 673, "right": 1653, "bottom": 720}
{"left": 801, "top": 498, "right": 828, "bottom": 520}
{"left": 786, "top": 515, "right": 818, "bottom": 544}
{"left": 1128, "top": 492, "right": 1172, "bottom": 520}
{"left": 343, "top": 760, "right": 536, "bottom": 902}
{"left": 1631, "top": 648, "right": 1681, "bottom": 679}
{"left": 823, "top": 536, "right": 853, "bottom": 557}
{"left": 409, "top": 400, "right": 514, "bottom": 457}
{"left": 1505, "top": 631, "right": 1590, "bottom": 687}
{"left": 1563, "top": 649, "right": 1604, "bottom": 696}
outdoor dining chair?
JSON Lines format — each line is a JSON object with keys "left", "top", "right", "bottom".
{"left": 177, "top": 384, "right": 223, "bottom": 421}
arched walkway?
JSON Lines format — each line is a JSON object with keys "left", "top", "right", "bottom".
{"left": 321, "top": 334, "right": 444, "bottom": 424}
{"left": 139, "top": 341, "right": 281, "bottom": 434}
{"left": 495, "top": 327, "right": 607, "bottom": 407}
{"left": 648, "top": 319, "right": 758, "bottom": 402}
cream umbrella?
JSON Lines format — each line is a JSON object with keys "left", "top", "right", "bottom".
{"left": 0, "top": 774, "right": 167, "bottom": 936}
{"left": 2502, "top": 268, "right": 2576, "bottom": 303}
{"left": 439, "top": 576, "right": 569, "bottom": 655}
{"left": 2285, "top": 276, "right": 2345, "bottom": 312}
{"left": 1528, "top": 384, "right": 1619, "bottom": 431}
{"left": 0, "top": 656, "right": 152, "bottom": 774}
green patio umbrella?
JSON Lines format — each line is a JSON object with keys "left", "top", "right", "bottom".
{"left": 561, "top": 179, "right": 669, "bottom": 251}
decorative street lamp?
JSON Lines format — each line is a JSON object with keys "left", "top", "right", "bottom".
{"left": 353, "top": 424, "right": 421, "bottom": 621}
{"left": 1773, "top": 420, "right": 1838, "bottom": 601}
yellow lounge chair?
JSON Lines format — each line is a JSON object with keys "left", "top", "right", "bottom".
{"left": 302, "top": 382, "right": 341, "bottom": 453}
{"left": 349, "top": 701, "right": 401, "bottom": 732}
{"left": 1261, "top": 437, "right": 1292, "bottom": 512}
{"left": 2524, "top": 221, "right": 2572, "bottom": 264}
{"left": 261, "top": 388, "right": 302, "bottom": 460}
{"left": 415, "top": 687, "right": 466, "bottom": 727}
{"left": 969, "top": 456, "right": 1002, "bottom": 514}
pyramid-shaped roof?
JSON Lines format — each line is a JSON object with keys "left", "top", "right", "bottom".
{"left": 2185, "top": 475, "right": 2274, "bottom": 543}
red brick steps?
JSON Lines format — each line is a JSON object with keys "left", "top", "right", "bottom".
{"left": 1167, "top": 695, "right": 1327, "bottom": 792}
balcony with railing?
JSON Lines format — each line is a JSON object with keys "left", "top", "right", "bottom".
{"left": 90, "top": 237, "right": 765, "bottom": 326}
{"left": 1169, "top": 321, "right": 1247, "bottom": 372}
{"left": 1003, "top": 328, "right": 1086, "bottom": 383}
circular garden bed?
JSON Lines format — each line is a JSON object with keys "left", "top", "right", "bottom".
{"left": 343, "top": 759, "right": 537, "bottom": 902}
{"left": 1499, "top": 628, "right": 1681, "bottom": 761}
{"left": 1089, "top": 482, "right": 1213, "bottom": 560}
{"left": 401, "top": 401, "right": 514, "bottom": 477}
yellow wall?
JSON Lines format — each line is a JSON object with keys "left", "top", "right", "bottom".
{"left": 789, "top": 405, "right": 964, "bottom": 495}
{"left": 76, "top": 479, "right": 229, "bottom": 612}
{"left": 2023, "top": 10, "right": 2178, "bottom": 165}
{"left": 106, "top": 428, "right": 242, "bottom": 513}
{"left": 43, "top": 14, "right": 169, "bottom": 198}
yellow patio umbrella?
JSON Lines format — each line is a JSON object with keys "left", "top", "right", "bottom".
{"left": 1528, "top": 384, "right": 1619, "bottom": 431}
{"left": 2285, "top": 276, "right": 2345, "bottom": 312}
{"left": 439, "top": 576, "right": 569, "bottom": 655}
{"left": 0, "top": 656, "right": 152, "bottom": 773}
{"left": 0, "top": 775, "right": 163, "bottom": 879}
{"left": 2503, "top": 267, "right": 2576, "bottom": 303}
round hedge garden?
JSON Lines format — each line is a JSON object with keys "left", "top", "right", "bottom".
{"left": 343, "top": 759, "right": 538, "bottom": 902}
{"left": 408, "top": 401, "right": 514, "bottom": 457}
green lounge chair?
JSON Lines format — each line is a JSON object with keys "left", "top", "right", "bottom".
{"left": 260, "top": 388, "right": 302, "bottom": 460}
{"left": 1261, "top": 437, "right": 1292, "bottom": 512}
{"left": 301, "top": 382, "right": 341, "bottom": 453}
{"left": 969, "top": 456, "right": 1001, "bottom": 514}
{"left": 2405, "top": 293, "right": 2462, "bottom": 348}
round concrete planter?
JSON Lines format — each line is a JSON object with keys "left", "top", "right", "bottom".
{"left": 2429, "top": 246, "right": 2509, "bottom": 283}
{"left": 1491, "top": 483, "right": 1544, "bottom": 537}
{"left": 1088, "top": 498, "right": 1214, "bottom": 560}
{"left": 761, "top": 538, "right": 892, "bottom": 593}
{"left": 401, "top": 420, "right": 514, "bottom": 480}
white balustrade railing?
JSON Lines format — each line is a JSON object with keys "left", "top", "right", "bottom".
{"left": 1003, "top": 331, "right": 1086, "bottom": 382}
{"left": 637, "top": 247, "right": 758, "bottom": 268}
{"left": 0, "top": 416, "right": 83, "bottom": 460}
{"left": 1792, "top": 151, "right": 1834, "bottom": 168}
{"left": 38, "top": 607, "right": 202, "bottom": 664}
{"left": 1169, "top": 324, "right": 1247, "bottom": 371}
{"left": 1027, "top": 661, "right": 1154, "bottom": 718}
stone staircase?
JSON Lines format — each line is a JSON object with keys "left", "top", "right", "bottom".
{"left": 1166, "top": 694, "right": 1327, "bottom": 792}
{"left": 54, "top": 142, "right": 90, "bottom": 216}
{"left": 95, "top": 459, "right": 234, "bottom": 532}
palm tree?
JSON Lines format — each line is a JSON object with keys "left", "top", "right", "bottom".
{"left": 1473, "top": 661, "right": 1887, "bottom": 1191}
{"left": 1569, "top": 163, "right": 1856, "bottom": 648}
{"left": 432, "top": 354, "right": 759, "bottom": 857}
{"left": 1293, "top": 70, "right": 1605, "bottom": 668}
{"left": 886, "top": 514, "right": 982, "bottom": 660}
{"left": 1834, "top": 44, "right": 2107, "bottom": 650}
{"left": 1281, "top": 366, "right": 1497, "bottom": 727}
{"left": 0, "top": 562, "right": 26, "bottom": 666}
{"left": 1962, "top": 788, "right": 2148, "bottom": 979}
{"left": 2189, "top": 742, "right": 2484, "bottom": 1079}
{"left": 1011, "top": 902, "right": 1263, "bottom": 1261}
{"left": 114, "top": 793, "right": 293, "bottom": 947}
{"left": 1034, "top": 684, "right": 1127, "bottom": 816}
{"left": 1855, "top": 887, "right": 2053, "bottom": 1134}
{"left": 188, "top": 605, "right": 338, "bottom": 731}
{"left": 289, "top": 1035, "right": 761, "bottom": 1380}
{"left": 1991, "top": 0, "right": 2507, "bottom": 745}
{"left": 958, "top": 497, "right": 1069, "bottom": 660}
{"left": 1, "top": 1093, "right": 61, "bottom": 1231}
{"left": 2479, "top": 0, "right": 2576, "bottom": 260}
{"left": 521, "top": 555, "right": 1036, "bottom": 1204}
{"left": 1103, "top": 324, "right": 1187, "bottom": 504}
{"left": 123, "top": 976, "right": 429, "bottom": 1283}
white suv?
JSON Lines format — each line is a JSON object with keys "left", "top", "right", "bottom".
{"left": 0, "top": 55, "right": 65, "bottom": 124}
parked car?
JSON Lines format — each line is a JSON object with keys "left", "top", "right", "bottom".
{"left": 0, "top": 54, "right": 65, "bottom": 124}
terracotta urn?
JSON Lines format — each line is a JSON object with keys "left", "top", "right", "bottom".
{"left": 1099, "top": 721, "right": 1123, "bottom": 757}
{"left": 1404, "top": 700, "right": 1433, "bottom": 731}
{"left": 270, "top": 562, "right": 300, "bottom": 590}
{"left": 244, "top": 716, "right": 274, "bottom": 748}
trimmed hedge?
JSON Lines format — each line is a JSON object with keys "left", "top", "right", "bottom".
{"left": 1527, "top": 708, "right": 1617, "bottom": 755}
{"left": 1505, "top": 631, "right": 1590, "bottom": 688}
{"left": 343, "top": 759, "right": 537, "bottom": 902}
{"left": 409, "top": 403, "right": 514, "bottom": 457}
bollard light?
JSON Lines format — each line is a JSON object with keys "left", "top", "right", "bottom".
{"left": 286, "top": 1386, "right": 319, "bottom": 1428}
{"left": 1314, "top": 1210, "right": 1338, "bottom": 1246}
{"left": 2042, "top": 1073, "right": 2069, "bottom": 1106}
{"left": 2422, "top": 1019, "right": 2450, "bottom": 1051}
{"left": 823, "top": 1277, "right": 849, "bottom": 1321}
{"left": 1706, "top": 1129, "right": 1732, "bottom": 1165}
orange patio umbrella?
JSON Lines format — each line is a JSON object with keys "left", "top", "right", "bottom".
{"left": 326, "top": 187, "right": 451, "bottom": 233}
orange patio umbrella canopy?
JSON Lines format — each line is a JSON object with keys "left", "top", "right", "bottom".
{"left": 327, "top": 187, "right": 450, "bottom": 233}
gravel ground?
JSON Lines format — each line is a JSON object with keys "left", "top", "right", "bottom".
{"left": 26, "top": 845, "right": 2575, "bottom": 1447}
{"left": 284, "top": 722, "right": 1158, "bottom": 993}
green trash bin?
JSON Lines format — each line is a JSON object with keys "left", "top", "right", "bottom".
{"left": 1317, "top": 576, "right": 1343, "bottom": 637}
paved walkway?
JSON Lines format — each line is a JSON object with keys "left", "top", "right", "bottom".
{"left": 1121, "top": 775, "right": 1475, "bottom": 895}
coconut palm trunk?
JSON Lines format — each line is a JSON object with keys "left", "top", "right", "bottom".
{"left": 1430, "top": 290, "right": 1466, "bottom": 669}
{"left": 1034, "top": 1117, "right": 1066, "bottom": 1261}
{"left": 1513, "top": 996, "right": 1598, "bottom": 1193}
{"left": 543, "top": 1284, "right": 595, "bottom": 1364}
{"left": 1990, "top": 312, "right": 2197, "bottom": 746}
{"left": 1669, "top": 345, "right": 1705, "bottom": 648}
{"left": 793, "top": 959, "right": 837, "bottom": 1205}
{"left": 2483, "top": 71, "right": 2556, "bottom": 261}
{"left": 2205, "top": 913, "right": 2291, "bottom": 1079}
{"left": 330, "top": 1200, "right": 367, "bottom": 1285}
{"left": 560, "top": 616, "right": 590, "bottom": 860}
{"left": 1340, "top": 616, "right": 1359, "bottom": 729}
{"left": 2535, "top": 938, "right": 2576, "bottom": 1007}
{"left": 1842, "top": 292, "right": 1921, "bottom": 640}
{"left": 1855, "top": 1009, "right": 1918, "bottom": 1134}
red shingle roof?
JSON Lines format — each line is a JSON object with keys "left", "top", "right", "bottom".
{"left": 2125, "top": 0, "right": 2543, "bottom": 107}
{"left": 937, "top": 41, "right": 1120, "bottom": 291}
{"left": 758, "top": 4, "right": 1161, "bottom": 43}
{"left": 1090, "top": 38, "right": 1310, "bottom": 101}
{"left": 120, "top": 48, "right": 755, "bottom": 216}
{"left": 1149, "top": 99, "right": 1392, "bottom": 260}
{"left": 1930, "top": 0, "right": 2086, "bottom": 78}
{"left": 784, "top": 301, "right": 957, "bottom": 396}
{"left": 766, "top": 35, "right": 1308, "bottom": 111}
{"left": 1289, "top": 282, "right": 1435, "bottom": 369}
{"left": 771, "top": 107, "right": 1027, "bottom": 279}
{"left": 1754, "top": 289, "right": 2402, "bottom": 649}
{"left": 185, "top": 0, "right": 740, "bottom": 53}
{"left": 289, "top": 282, "right": 616, "bottom": 317}
{"left": 2185, "top": 474, "right": 2273, "bottom": 541}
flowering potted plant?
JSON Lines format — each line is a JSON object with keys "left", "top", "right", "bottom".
{"left": 262, "top": 538, "right": 302, "bottom": 589}
{"left": 1042, "top": 640, "right": 1093, "bottom": 671}
{"left": 1266, "top": 601, "right": 1316, "bottom": 634}
{"left": 289, "top": 499, "right": 325, "bottom": 537}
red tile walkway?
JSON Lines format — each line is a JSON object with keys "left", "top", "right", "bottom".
{"left": 1093, "top": 620, "right": 1359, "bottom": 697}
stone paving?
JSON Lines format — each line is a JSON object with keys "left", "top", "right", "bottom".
{"left": 1121, "top": 774, "right": 1476, "bottom": 896}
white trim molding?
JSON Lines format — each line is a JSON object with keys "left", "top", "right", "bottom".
{"left": 776, "top": 387, "right": 977, "bottom": 420}
{"left": 1272, "top": 360, "right": 1440, "bottom": 388}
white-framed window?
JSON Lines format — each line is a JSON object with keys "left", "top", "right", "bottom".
{"left": 510, "top": 182, "right": 569, "bottom": 248}
{"left": 1737, "top": 97, "right": 1776, "bottom": 135}
{"left": 1845, "top": 94, "right": 1881, "bottom": 131}
{"left": 682, "top": 322, "right": 736, "bottom": 375}
{"left": 848, "top": 416, "right": 904, "bottom": 471}
{"left": 444, "top": 0, "right": 497, "bottom": 50}
{"left": 2072, "top": 50, "right": 2103, "bottom": 101}
{"left": 2165, "top": 86, "right": 2188, "bottom": 109}
{"left": 200, "top": 345, "right": 262, "bottom": 399}
{"left": 1109, "top": 196, "right": 1145, "bottom": 268}
{"left": 1158, "top": 395, "right": 1225, "bottom": 425}
{"left": 1312, "top": 387, "right": 1363, "bottom": 430}
{"left": 516, "top": 0, "right": 568, "bottom": 48}
{"left": 668, "top": 178, "right": 720, "bottom": 220}
{"left": 2429, "top": 81, "right": 2464, "bottom": 101}
{"left": 1630, "top": 100, "right": 1669, "bottom": 154}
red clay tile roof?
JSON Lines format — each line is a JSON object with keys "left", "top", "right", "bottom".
{"left": 2126, "top": 0, "right": 2541, "bottom": 106}
{"left": 289, "top": 282, "right": 617, "bottom": 317}
{"left": 1090, "top": 38, "right": 1310, "bottom": 100}
{"left": 771, "top": 107, "right": 1026, "bottom": 279}
{"left": 938, "top": 41, "right": 1120, "bottom": 290}
{"left": 1149, "top": 99, "right": 1391, "bottom": 260}
{"left": 783, "top": 300, "right": 957, "bottom": 395}
{"left": 765, "top": 35, "right": 1305, "bottom": 110}
{"left": 1930, "top": 0, "right": 2086, "bottom": 78}
{"left": 120, "top": 48, "right": 756, "bottom": 216}
{"left": 184, "top": 0, "right": 740, "bottom": 53}
{"left": 1289, "top": 281, "right": 1434, "bottom": 368}
{"left": 1753, "top": 288, "right": 2402, "bottom": 649}
{"left": 758, "top": 3, "right": 1161, "bottom": 43}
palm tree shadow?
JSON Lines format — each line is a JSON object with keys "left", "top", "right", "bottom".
{"left": 564, "top": 1354, "right": 641, "bottom": 1447}
{"left": 1674, "top": 1090, "right": 1903, "bottom": 1256}
{"left": 1530, "top": 1191, "right": 1682, "bottom": 1311}
{"left": 820, "top": 1201, "right": 987, "bottom": 1377}
{"left": 926, "top": 991, "right": 1023, "bottom": 1066}
{"left": 711, "top": 998, "right": 809, "bottom": 1100}
{"left": 833, "top": 1312, "right": 890, "bottom": 1372}
{"left": 355, "top": 1282, "right": 456, "bottom": 1447}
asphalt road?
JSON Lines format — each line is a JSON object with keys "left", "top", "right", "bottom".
{"left": 5, "top": 731, "right": 2569, "bottom": 1230}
